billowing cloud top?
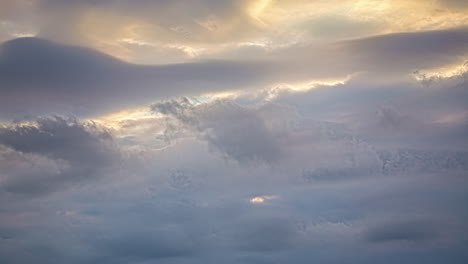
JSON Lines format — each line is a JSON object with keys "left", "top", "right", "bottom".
{"left": 0, "top": 1, "right": 468, "bottom": 263}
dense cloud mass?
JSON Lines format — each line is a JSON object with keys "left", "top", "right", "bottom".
{"left": 0, "top": 0, "right": 468, "bottom": 263}
{"left": 0, "top": 117, "right": 118, "bottom": 197}
{"left": 151, "top": 98, "right": 297, "bottom": 163}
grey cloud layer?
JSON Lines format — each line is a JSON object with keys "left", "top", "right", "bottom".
{"left": 365, "top": 219, "right": 438, "bottom": 243}
{"left": 1, "top": 27, "right": 468, "bottom": 118}
{"left": 0, "top": 37, "right": 268, "bottom": 118}
{"left": 1, "top": 71, "right": 468, "bottom": 263}
{"left": 1, "top": 41, "right": 467, "bottom": 263}
{"left": 0, "top": 3, "right": 468, "bottom": 262}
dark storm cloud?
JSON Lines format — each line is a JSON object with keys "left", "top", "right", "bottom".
{"left": 0, "top": 116, "right": 117, "bottom": 196}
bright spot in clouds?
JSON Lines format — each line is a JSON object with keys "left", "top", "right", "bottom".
{"left": 249, "top": 195, "right": 279, "bottom": 204}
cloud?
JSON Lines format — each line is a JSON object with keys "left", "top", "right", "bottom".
{"left": 151, "top": 98, "right": 297, "bottom": 163}
{"left": 437, "top": 0, "right": 468, "bottom": 9}
{"left": 338, "top": 27, "right": 468, "bottom": 73}
{"left": 272, "top": 27, "right": 468, "bottom": 82}
{"left": 0, "top": 37, "right": 268, "bottom": 118}
{"left": 4, "top": 0, "right": 263, "bottom": 52}
{"left": 365, "top": 220, "right": 438, "bottom": 243}
{"left": 2, "top": 0, "right": 467, "bottom": 60}
{"left": 230, "top": 217, "right": 298, "bottom": 252}
{"left": 94, "top": 228, "right": 195, "bottom": 261}
{"left": 302, "top": 15, "right": 383, "bottom": 40}
{"left": 0, "top": 116, "right": 118, "bottom": 196}
{"left": 0, "top": 145, "right": 69, "bottom": 195}
{"left": 0, "top": 2, "right": 468, "bottom": 262}
{"left": 2, "top": 28, "right": 467, "bottom": 119}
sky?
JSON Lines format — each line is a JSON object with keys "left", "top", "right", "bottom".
{"left": 0, "top": 0, "right": 467, "bottom": 263}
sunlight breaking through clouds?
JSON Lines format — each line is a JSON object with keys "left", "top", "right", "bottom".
{"left": 0, "top": 0, "right": 467, "bottom": 263}
{"left": 249, "top": 195, "right": 279, "bottom": 204}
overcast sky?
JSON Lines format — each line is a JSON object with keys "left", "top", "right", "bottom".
{"left": 0, "top": 1, "right": 468, "bottom": 263}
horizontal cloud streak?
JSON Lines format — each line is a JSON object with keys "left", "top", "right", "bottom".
{"left": 1, "top": 27, "right": 468, "bottom": 118}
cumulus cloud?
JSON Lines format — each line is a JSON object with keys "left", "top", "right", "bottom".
{"left": 0, "top": 116, "right": 118, "bottom": 196}
{"left": 151, "top": 98, "right": 297, "bottom": 163}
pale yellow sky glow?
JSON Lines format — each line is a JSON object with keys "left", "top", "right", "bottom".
{"left": 103, "top": 0, "right": 467, "bottom": 62}
{"left": 2, "top": 0, "right": 465, "bottom": 63}
{"left": 91, "top": 76, "right": 350, "bottom": 129}
{"left": 248, "top": 0, "right": 272, "bottom": 25}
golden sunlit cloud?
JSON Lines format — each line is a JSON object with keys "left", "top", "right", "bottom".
{"left": 10, "top": 0, "right": 462, "bottom": 64}
{"left": 249, "top": 195, "right": 279, "bottom": 204}
{"left": 262, "top": 77, "right": 350, "bottom": 100}
{"left": 413, "top": 61, "right": 468, "bottom": 82}
{"left": 277, "top": 78, "right": 349, "bottom": 92}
